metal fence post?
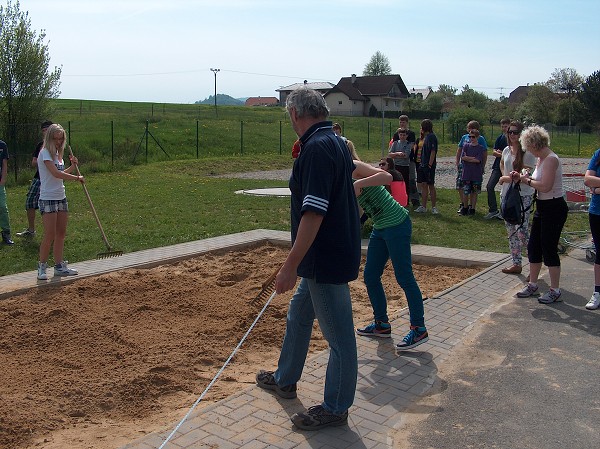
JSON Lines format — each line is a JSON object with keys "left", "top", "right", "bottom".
{"left": 196, "top": 120, "right": 199, "bottom": 158}
{"left": 279, "top": 121, "right": 282, "bottom": 155}
{"left": 240, "top": 121, "right": 244, "bottom": 154}
{"left": 146, "top": 120, "right": 149, "bottom": 163}
{"left": 111, "top": 121, "right": 114, "bottom": 167}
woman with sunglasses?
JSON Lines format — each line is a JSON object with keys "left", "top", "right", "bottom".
{"left": 498, "top": 121, "right": 536, "bottom": 274}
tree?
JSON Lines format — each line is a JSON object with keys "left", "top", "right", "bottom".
{"left": 437, "top": 84, "right": 457, "bottom": 101}
{"left": 457, "top": 85, "right": 490, "bottom": 110}
{"left": 0, "top": 0, "right": 61, "bottom": 166}
{"left": 424, "top": 92, "right": 443, "bottom": 114}
{"left": 546, "top": 68, "right": 584, "bottom": 128}
{"left": 579, "top": 70, "right": 600, "bottom": 124}
{"left": 516, "top": 84, "right": 557, "bottom": 124}
{"left": 363, "top": 51, "right": 391, "bottom": 76}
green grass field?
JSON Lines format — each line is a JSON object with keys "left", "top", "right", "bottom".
{"left": 6, "top": 99, "right": 598, "bottom": 185}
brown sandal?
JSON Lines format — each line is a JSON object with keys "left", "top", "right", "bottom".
{"left": 502, "top": 265, "right": 522, "bottom": 274}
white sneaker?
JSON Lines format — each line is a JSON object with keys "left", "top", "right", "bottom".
{"left": 586, "top": 292, "right": 600, "bottom": 310}
{"left": 431, "top": 207, "right": 440, "bottom": 215}
{"left": 414, "top": 206, "right": 427, "bottom": 213}
{"left": 37, "top": 262, "right": 48, "bottom": 280}
{"left": 54, "top": 261, "right": 79, "bottom": 276}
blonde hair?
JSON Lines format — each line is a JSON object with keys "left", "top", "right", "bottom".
{"left": 43, "top": 124, "right": 67, "bottom": 160}
{"left": 520, "top": 125, "right": 550, "bottom": 152}
{"left": 346, "top": 140, "right": 361, "bottom": 161}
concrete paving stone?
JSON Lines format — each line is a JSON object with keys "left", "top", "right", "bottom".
{"left": 199, "top": 411, "right": 237, "bottom": 428}
{"left": 227, "top": 403, "right": 259, "bottom": 421}
{"left": 169, "top": 428, "right": 211, "bottom": 447}
{"left": 257, "top": 431, "right": 301, "bottom": 448}
{"left": 362, "top": 428, "right": 394, "bottom": 445}
{"left": 228, "top": 427, "right": 269, "bottom": 446}
{"left": 407, "top": 381, "right": 434, "bottom": 396}
{"left": 197, "top": 433, "right": 239, "bottom": 448}
{"left": 352, "top": 397, "right": 383, "bottom": 414}
{"left": 397, "top": 372, "right": 423, "bottom": 387}
{"left": 351, "top": 413, "right": 395, "bottom": 435}
{"left": 198, "top": 421, "right": 239, "bottom": 442}
{"left": 238, "top": 440, "right": 269, "bottom": 449}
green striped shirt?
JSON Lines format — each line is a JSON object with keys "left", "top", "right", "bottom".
{"left": 357, "top": 185, "right": 408, "bottom": 230}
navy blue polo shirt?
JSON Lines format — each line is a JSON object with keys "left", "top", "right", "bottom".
{"left": 289, "top": 121, "right": 361, "bottom": 284}
{"left": 493, "top": 134, "right": 508, "bottom": 170}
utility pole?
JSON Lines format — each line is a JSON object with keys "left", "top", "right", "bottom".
{"left": 210, "top": 68, "right": 220, "bottom": 116}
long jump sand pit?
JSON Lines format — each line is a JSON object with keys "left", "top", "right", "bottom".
{"left": 0, "top": 243, "right": 481, "bottom": 449}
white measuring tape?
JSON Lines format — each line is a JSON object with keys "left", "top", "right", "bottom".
{"left": 157, "top": 290, "right": 277, "bottom": 449}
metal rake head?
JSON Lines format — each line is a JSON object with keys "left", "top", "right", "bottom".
{"left": 251, "top": 266, "right": 279, "bottom": 303}
{"left": 96, "top": 250, "right": 123, "bottom": 259}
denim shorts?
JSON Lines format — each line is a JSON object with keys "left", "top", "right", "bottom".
{"left": 39, "top": 198, "right": 69, "bottom": 214}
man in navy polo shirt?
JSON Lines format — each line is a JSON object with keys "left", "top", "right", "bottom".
{"left": 256, "top": 88, "right": 361, "bottom": 430}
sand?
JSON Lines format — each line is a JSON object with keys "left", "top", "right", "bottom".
{"left": 0, "top": 243, "right": 480, "bottom": 449}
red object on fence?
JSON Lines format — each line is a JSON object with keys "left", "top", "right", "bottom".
{"left": 563, "top": 173, "right": 587, "bottom": 202}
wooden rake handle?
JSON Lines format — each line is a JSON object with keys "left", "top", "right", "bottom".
{"left": 67, "top": 146, "right": 113, "bottom": 251}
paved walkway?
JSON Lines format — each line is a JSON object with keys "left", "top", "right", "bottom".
{"left": 1, "top": 229, "right": 529, "bottom": 449}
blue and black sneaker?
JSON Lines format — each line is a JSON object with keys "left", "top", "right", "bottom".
{"left": 356, "top": 320, "right": 391, "bottom": 338}
{"left": 396, "top": 325, "right": 428, "bottom": 350}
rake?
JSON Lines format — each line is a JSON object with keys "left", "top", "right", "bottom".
{"left": 251, "top": 264, "right": 280, "bottom": 303}
{"left": 68, "top": 146, "right": 123, "bottom": 259}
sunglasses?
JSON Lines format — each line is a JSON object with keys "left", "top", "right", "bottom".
{"left": 508, "top": 130, "right": 521, "bottom": 135}
{"left": 469, "top": 135, "right": 478, "bottom": 138}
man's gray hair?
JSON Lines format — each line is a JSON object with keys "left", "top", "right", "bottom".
{"left": 286, "top": 88, "right": 330, "bottom": 119}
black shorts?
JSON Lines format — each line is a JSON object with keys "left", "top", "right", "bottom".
{"left": 417, "top": 165, "right": 436, "bottom": 185}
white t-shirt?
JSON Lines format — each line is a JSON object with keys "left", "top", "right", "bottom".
{"left": 37, "top": 148, "right": 66, "bottom": 200}
{"left": 533, "top": 152, "right": 564, "bottom": 200}
{"left": 501, "top": 146, "right": 536, "bottom": 197}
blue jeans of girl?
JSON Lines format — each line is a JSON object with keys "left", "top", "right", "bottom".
{"left": 364, "top": 218, "right": 425, "bottom": 328}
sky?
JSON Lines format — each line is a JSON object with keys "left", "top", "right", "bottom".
{"left": 22, "top": 0, "right": 600, "bottom": 104}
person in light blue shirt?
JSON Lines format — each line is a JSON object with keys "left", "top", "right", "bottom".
{"left": 584, "top": 148, "right": 600, "bottom": 309}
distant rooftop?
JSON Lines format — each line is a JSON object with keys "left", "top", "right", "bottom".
{"left": 276, "top": 82, "right": 334, "bottom": 92}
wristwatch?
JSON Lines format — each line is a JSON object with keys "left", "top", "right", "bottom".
{"left": 527, "top": 178, "right": 532, "bottom": 186}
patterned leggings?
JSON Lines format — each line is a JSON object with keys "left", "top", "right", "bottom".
{"left": 504, "top": 194, "right": 534, "bottom": 266}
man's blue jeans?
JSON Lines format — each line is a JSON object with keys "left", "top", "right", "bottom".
{"left": 274, "top": 277, "right": 357, "bottom": 415}
{"left": 363, "top": 219, "right": 425, "bottom": 327}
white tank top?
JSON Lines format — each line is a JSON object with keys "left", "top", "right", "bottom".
{"left": 533, "top": 152, "right": 563, "bottom": 200}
